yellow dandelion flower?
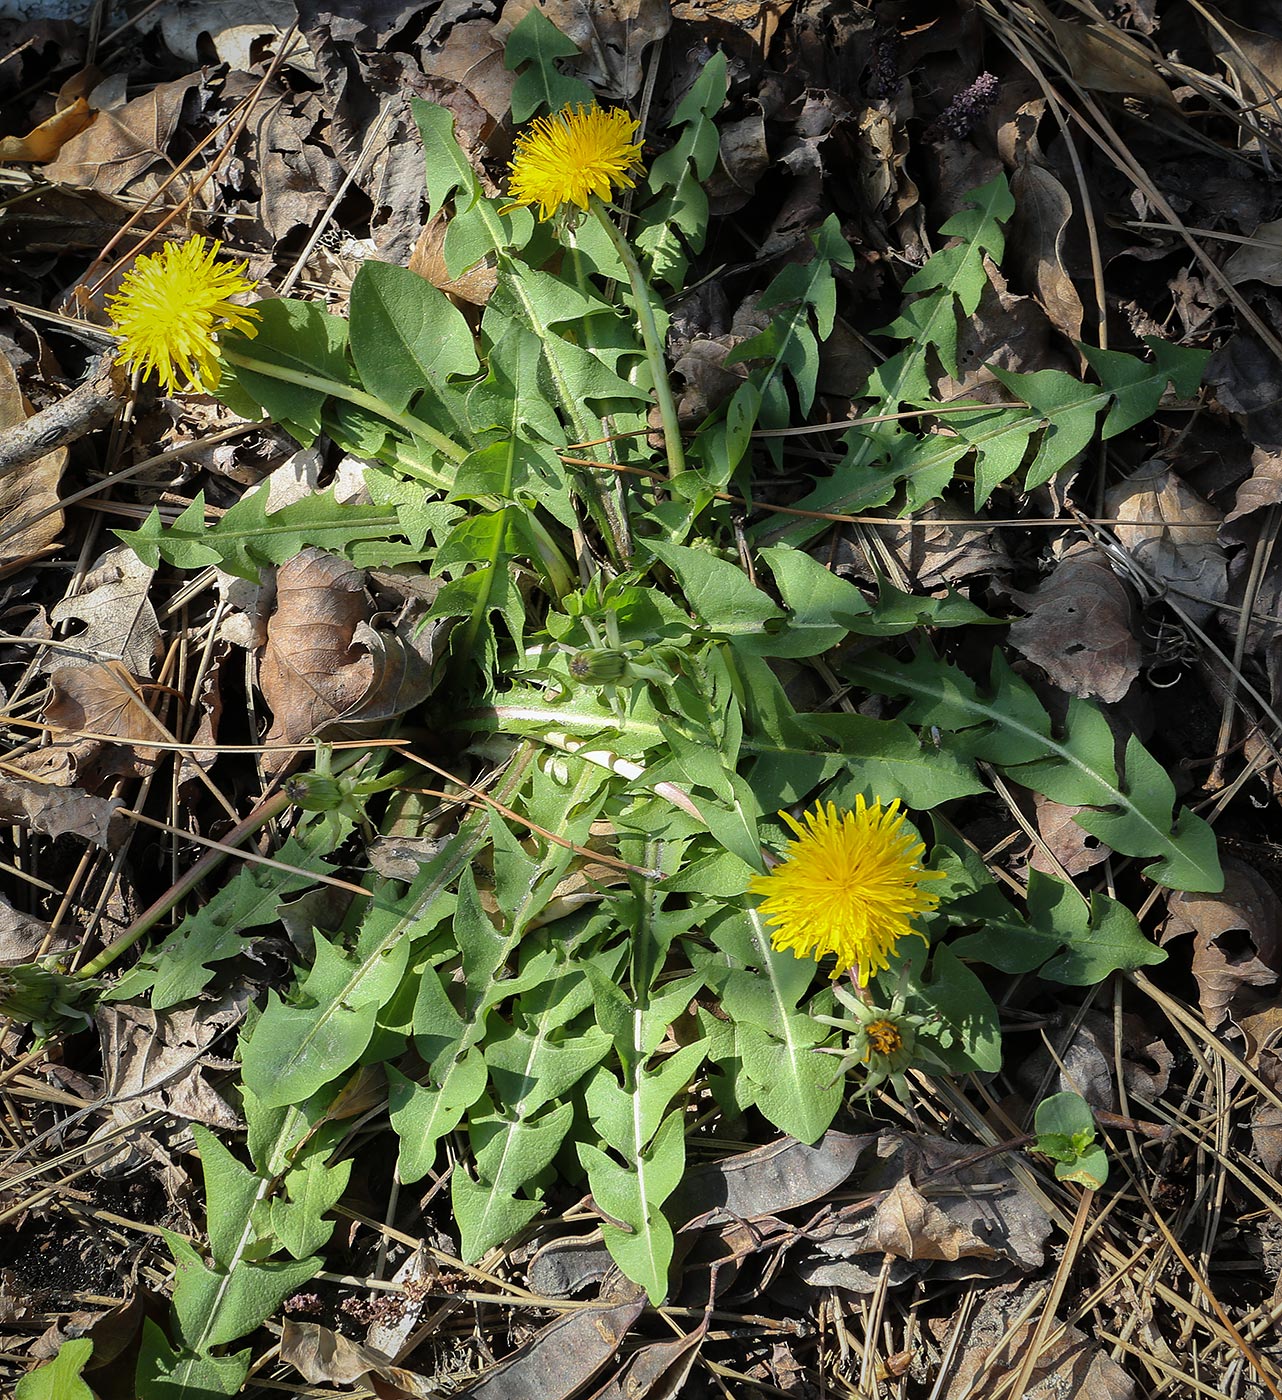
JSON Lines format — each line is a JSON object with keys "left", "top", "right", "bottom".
{"left": 106, "top": 236, "right": 260, "bottom": 393}
{"left": 507, "top": 103, "right": 644, "bottom": 220}
{"left": 749, "top": 798, "right": 945, "bottom": 986}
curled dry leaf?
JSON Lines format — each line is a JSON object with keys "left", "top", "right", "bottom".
{"left": 793, "top": 1131, "right": 1050, "bottom": 1292}
{"left": 258, "top": 550, "right": 375, "bottom": 771}
{"left": 592, "top": 1321, "right": 707, "bottom": 1400}
{"left": 1162, "top": 858, "right": 1282, "bottom": 1029}
{"left": 280, "top": 1322, "right": 395, "bottom": 1388}
{"left": 37, "top": 663, "right": 162, "bottom": 790}
{"left": 0, "top": 898, "right": 73, "bottom": 963}
{"left": 1009, "top": 159, "right": 1084, "bottom": 345}
{"left": 1225, "top": 444, "right": 1282, "bottom": 533}
{"left": 0, "top": 96, "right": 94, "bottom": 163}
{"left": 409, "top": 213, "right": 497, "bottom": 307}
{"left": 862, "top": 1176, "right": 997, "bottom": 1262}
{"left": 258, "top": 551, "right": 447, "bottom": 773}
{"left": 0, "top": 352, "right": 64, "bottom": 571}
{"left": 1007, "top": 543, "right": 1141, "bottom": 703}
{"left": 1104, "top": 460, "right": 1228, "bottom": 626}
{"left": 90, "top": 990, "right": 248, "bottom": 1181}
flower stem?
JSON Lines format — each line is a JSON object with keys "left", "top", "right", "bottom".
{"left": 221, "top": 349, "right": 468, "bottom": 465}
{"left": 589, "top": 202, "right": 686, "bottom": 478}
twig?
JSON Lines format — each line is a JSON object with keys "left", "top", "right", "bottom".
{"left": 0, "top": 347, "right": 125, "bottom": 478}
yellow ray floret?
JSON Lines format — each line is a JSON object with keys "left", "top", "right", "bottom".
{"left": 106, "top": 236, "right": 260, "bottom": 393}
{"left": 508, "top": 103, "right": 645, "bottom": 220}
{"left": 749, "top": 798, "right": 945, "bottom": 986}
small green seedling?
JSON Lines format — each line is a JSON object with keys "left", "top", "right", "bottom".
{"left": 1033, "top": 1091, "right": 1109, "bottom": 1188}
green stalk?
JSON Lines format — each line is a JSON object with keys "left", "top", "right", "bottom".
{"left": 221, "top": 349, "right": 468, "bottom": 465}
{"left": 589, "top": 202, "right": 686, "bottom": 478}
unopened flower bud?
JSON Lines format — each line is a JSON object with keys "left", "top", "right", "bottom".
{"left": 568, "top": 648, "right": 630, "bottom": 684}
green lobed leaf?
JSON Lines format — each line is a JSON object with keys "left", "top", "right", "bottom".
{"left": 240, "top": 922, "right": 417, "bottom": 1110}
{"left": 134, "top": 1321, "right": 249, "bottom": 1400}
{"left": 165, "top": 1231, "right": 320, "bottom": 1351}
{"left": 15, "top": 1339, "right": 95, "bottom": 1400}
{"left": 846, "top": 649, "right": 1223, "bottom": 892}
{"left": 577, "top": 1104, "right": 687, "bottom": 1304}
{"left": 269, "top": 1152, "right": 352, "bottom": 1260}
{"left": 116, "top": 488, "right": 418, "bottom": 584}
{"left": 105, "top": 837, "right": 332, "bottom": 1008}
{"left": 504, "top": 6, "right": 593, "bottom": 121}
{"left": 453, "top": 1098, "right": 576, "bottom": 1260}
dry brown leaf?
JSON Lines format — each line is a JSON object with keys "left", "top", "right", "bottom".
{"left": 704, "top": 110, "right": 769, "bottom": 216}
{"left": 592, "top": 1323, "right": 706, "bottom": 1400}
{"left": 930, "top": 1282, "right": 1137, "bottom": 1400}
{"left": 0, "top": 351, "right": 64, "bottom": 571}
{"left": 45, "top": 664, "right": 163, "bottom": 756}
{"left": 1029, "top": 793, "right": 1111, "bottom": 878}
{"left": 0, "top": 96, "right": 95, "bottom": 163}
{"left": 0, "top": 774, "right": 124, "bottom": 849}
{"left": 240, "top": 86, "right": 344, "bottom": 246}
{"left": 46, "top": 545, "right": 162, "bottom": 676}
{"left": 409, "top": 213, "right": 497, "bottom": 306}
{"left": 1046, "top": 16, "right": 1178, "bottom": 109}
{"left": 461, "top": 1299, "right": 647, "bottom": 1400}
{"left": 44, "top": 73, "right": 206, "bottom": 196}
{"left": 1203, "top": 5, "right": 1282, "bottom": 109}
{"left": 933, "top": 258, "right": 1059, "bottom": 403}
{"left": 862, "top": 1176, "right": 996, "bottom": 1262}
{"left": 1007, "top": 543, "right": 1141, "bottom": 703}
{"left": 1225, "top": 445, "right": 1282, "bottom": 531}
{"left": 670, "top": 0, "right": 793, "bottom": 49}
{"left": 792, "top": 1131, "right": 1050, "bottom": 1292}
{"left": 1010, "top": 160, "right": 1084, "bottom": 345}
{"left": 1224, "top": 217, "right": 1282, "bottom": 288}
{"left": 281, "top": 1322, "right": 395, "bottom": 1387}
{"left": 1162, "top": 858, "right": 1282, "bottom": 1029}
{"left": 670, "top": 1129, "right": 875, "bottom": 1231}
{"left": 90, "top": 990, "right": 248, "bottom": 1179}
{"left": 422, "top": 19, "right": 515, "bottom": 124}
{"left": 259, "top": 550, "right": 375, "bottom": 770}
{"left": 1207, "top": 332, "right": 1282, "bottom": 446}
{"left": 0, "top": 899, "right": 72, "bottom": 964}
{"left": 1104, "top": 460, "right": 1228, "bottom": 625}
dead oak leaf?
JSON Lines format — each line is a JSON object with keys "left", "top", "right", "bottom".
{"left": 46, "top": 544, "right": 162, "bottom": 677}
{"left": 44, "top": 73, "right": 207, "bottom": 196}
{"left": 1162, "top": 858, "right": 1282, "bottom": 1029}
{"left": 1104, "top": 460, "right": 1228, "bottom": 626}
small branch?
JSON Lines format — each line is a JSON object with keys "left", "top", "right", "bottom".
{"left": 0, "top": 348, "right": 126, "bottom": 477}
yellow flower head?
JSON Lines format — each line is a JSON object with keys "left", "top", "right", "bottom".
{"left": 749, "top": 798, "right": 944, "bottom": 986}
{"left": 106, "top": 236, "right": 260, "bottom": 393}
{"left": 507, "top": 103, "right": 644, "bottom": 221}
